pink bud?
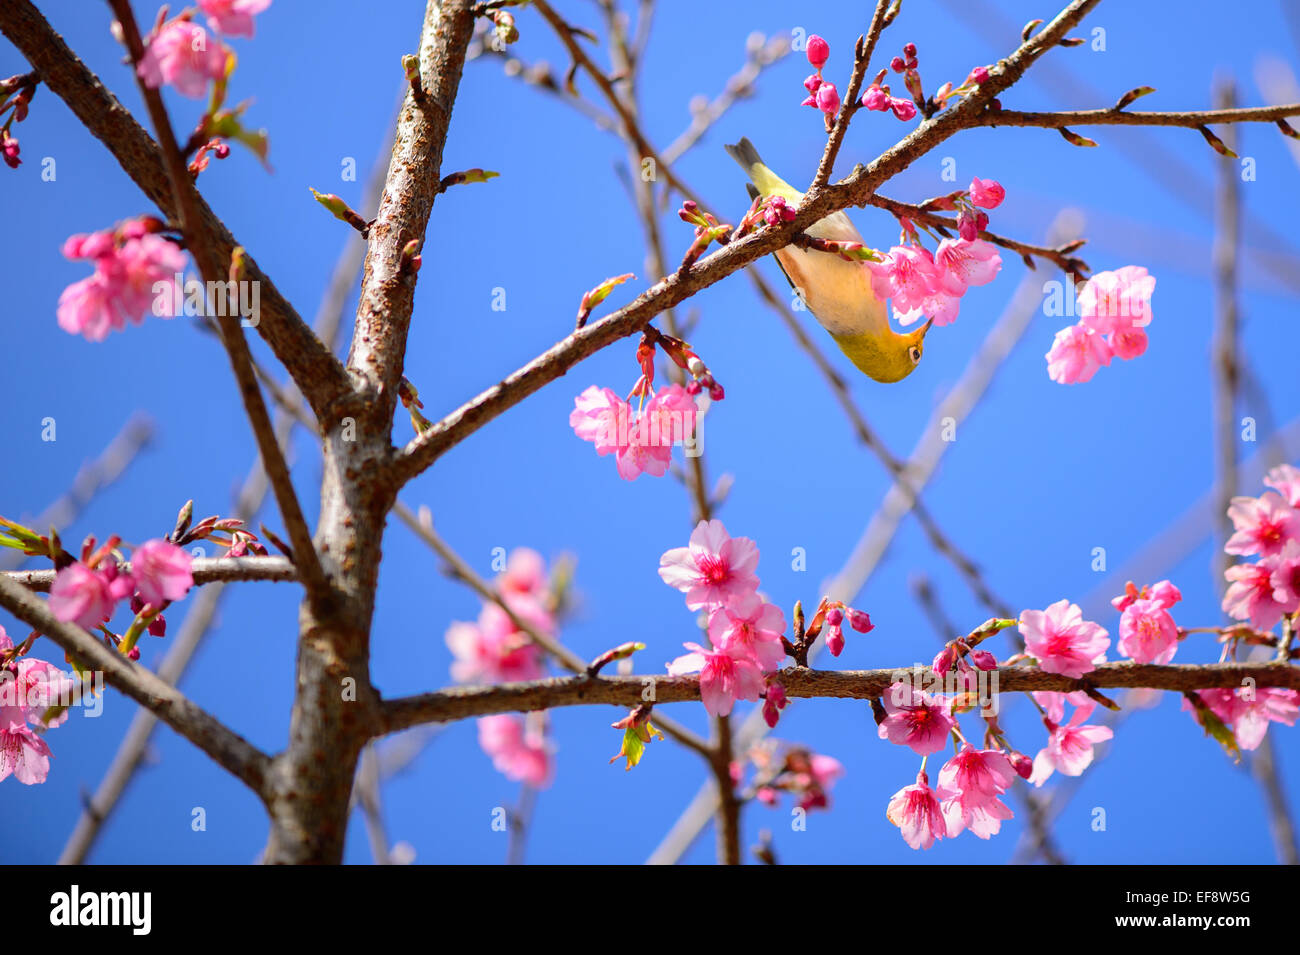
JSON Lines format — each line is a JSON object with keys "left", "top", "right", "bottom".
{"left": 686, "top": 379, "right": 702, "bottom": 395}
{"left": 903, "top": 42, "right": 917, "bottom": 58}
{"left": 826, "top": 607, "right": 844, "bottom": 627}
{"left": 756, "top": 785, "right": 780, "bottom": 806}
{"left": 862, "top": 86, "right": 889, "bottom": 111}
{"left": 847, "top": 608, "right": 873, "bottom": 633}
{"left": 967, "top": 65, "right": 990, "bottom": 85}
{"left": 803, "top": 72, "right": 823, "bottom": 94}
{"left": 708, "top": 382, "right": 725, "bottom": 401}
{"left": 806, "top": 35, "right": 829, "bottom": 70}
{"left": 890, "top": 97, "right": 917, "bottom": 121}
{"left": 1010, "top": 751, "right": 1034, "bottom": 779}
{"left": 127, "top": 646, "right": 141, "bottom": 661}
{"left": 815, "top": 82, "right": 840, "bottom": 116}
{"left": 825, "top": 625, "right": 845, "bottom": 657}
{"left": 148, "top": 614, "right": 167, "bottom": 637}
{"left": 969, "top": 649, "right": 998, "bottom": 670}
{"left": 970, "top": 176, "right": 1005, "bottom": 209}
{"left": 890, "top": 55, "right": 906, "bottom": 73}
{"left": 932, "top": 645, "right": 955, "bottom": 675}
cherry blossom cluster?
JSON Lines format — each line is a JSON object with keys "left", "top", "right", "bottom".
{"left": 444, "top": 548, "right": 565, "bottom": 788}
{"left": 0, "top": 625, "right": 77, "bottom": 784}
{"left": 0, "top": 505, "right": 235, "bottom": 785}
{"left": 1046, "top": 266, "right": 1157, "bottom": 384}
{"left": 133, "top": 1, "right": 271, "bottom": 167}
{"left": 1222, "top": 464, "right": 1300, "bottom": 632}
{"left": 877, "top": 607, "right": 1117, "bottom": 849}
{"left": 746, "top": 740, "right": 843, "bottom": 812}
{"left": 57, "top": 216, "right": 187, "bottom": 342}
{"left": 657, "top": 520, "right": 870, "bottom": 719}
{"left": 0, "top": 71, "right": 37, "bottom": 170}
{"left": 569, "top": 325, "right": 717, "bottom": 481}
{"left": 866, "top": 180, "right": 1005, "bottom": 327}
{"left": 49, "top": 537, "right": 193, "bottom": 644}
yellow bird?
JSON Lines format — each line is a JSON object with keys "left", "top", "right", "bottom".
{"left": 725, "top": 137, "right": 932, "bottom": 383}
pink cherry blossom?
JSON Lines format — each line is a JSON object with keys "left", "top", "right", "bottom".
{"left": 658, "top": 519, "right": 760, "bottom": 612}
{"left": 877, "top": 682, "right": 956, "bottom": 755}
{"left": 198, "top": 0, "right": 272, "bottom": 37}
{"left": 0, "top": 629, "right": 75, "bottom": 730}
{"left": 938, "top": 745, "right": 1016, "bottom": 799}
{"left": 1225, "top": 492, "right": 1300, "bottom": 558}
{"left": 886, "top": 770, "right": 950, "bottom": 850}
{"left": 1188, "top": 688, "right": 1300, "bottom": 751}
{"left": 943, "top": 788, "right": 1014, "bottom": 838}
{"left": 138, "top": 19, "right": 230, "bottom": 99}
{"left": 499, "top": 547, "right": 549, "bottom": 600}
{"left": 1112, "top": 578, "right": 1182, "bottom": 613}
{"left": 968, "top": 177, "right": 1005, "bottom": 209}
{"left": 1019, "top": 599, "right": 1110, "bottom": 678}
{"left": 795, "top": 754, "right": 843, "bottom": 811}
{"left": 57, "top": 226, "right": 186, "bottom": 341}
{"left": 569, "top": 384, "right": 697, "bottom": 480}
{"left": 49, "top": 561, "right": 134, "bottom": 630}
{"left": 1108, "top": 325, "right": 1148, "bottom": 360}
{"left": 131, "top": 539, "right": 194, "bottom": 607}
{"left": 890, "top": 97, "right": 918, "bottom": 121}
{"left": 0, "top": 715, "right": 52, "bottom": 785}
{"left": 1267, "top": 540, "right": 1300, "bottom": 614}
{"left": 1263, "top": 463, "right": 1300, "bottom": 507}
{"left": 1223, "top": 561, "right": 1288, "bottom": 630}
{"left": 934, "top": 238, "right": 1002, "bottom": 296}
{"left": 707, "top": 594, "right": 786, "bottom": 671}
{"left": 1077, "top": 265, "right": 1155, "bottom": 337}
{"left": 1117, "top": 596, "right": 1180, "bottom": 665}
{"left": 477, "top": 714, "right": 552, "bottom": 788}
{"left": 446, "top": 597, "right": 549, "bottom": 685}
{"left": 1029, "top": 704, "right": 1114, "bottom": 786}
{"left": 1046, "top": 323, "right": 1113, "bottom": 384}
{"left": 667, "top": 641, "right": 765, "bottom": 717}
{"left": 1031, "top": 690, "right": 1096, "bottom": 725}
{"left": 867, "top": 245, "right": 940, "bottom": 317}
{"left": 805, "top": 35, "right": 830, "bottom": 69}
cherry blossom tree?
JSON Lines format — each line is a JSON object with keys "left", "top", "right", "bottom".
{"left": 2, "top": 0, "right": 1298, "bottom": 865}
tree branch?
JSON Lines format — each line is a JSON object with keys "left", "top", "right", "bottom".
{"left": 380, "top": 661, "right": 1300, "bottom": 733}
{"left": 7, "top": 555, "right": 296, "bottom": 592}
{"left": 387, "top": 0, "right": 1104, "bottom": 489}
{"left": 979, "top": 103, "right": 1300, "bottom": 131}
{"left": 346, "top": 0, "right": 478, "bottom": 432}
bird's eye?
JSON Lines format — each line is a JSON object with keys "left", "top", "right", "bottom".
{"left": 908, "top": 345, "right": 922, "bottom": 364}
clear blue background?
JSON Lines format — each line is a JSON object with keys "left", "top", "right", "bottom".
{"left": 2, "top": 0, "right": 1298, "bottom": 864}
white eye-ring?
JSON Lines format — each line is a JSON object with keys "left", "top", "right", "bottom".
{"left": 908, "top": 345, "right": 922, "bottom": 364}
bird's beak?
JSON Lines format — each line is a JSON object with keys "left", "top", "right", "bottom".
{"left": 920, "top": 317, "right": 935, "bottom": 338}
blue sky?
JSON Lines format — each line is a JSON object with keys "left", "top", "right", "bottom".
{"left": 2, "top": 0, "right": 1298, "bottom": 864}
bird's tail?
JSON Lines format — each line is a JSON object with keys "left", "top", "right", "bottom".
{"left": 724, "top": 137, "right": 802, "bottom": 203}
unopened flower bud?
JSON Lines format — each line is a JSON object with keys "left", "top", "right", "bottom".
{"left": 805, "top": 35, "right": 830, "bottom": 70}
{"left": 969, "top": 649, "right": 998, "bottom": 670}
